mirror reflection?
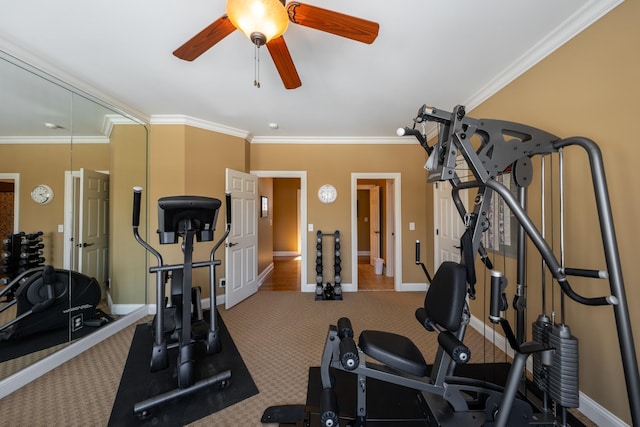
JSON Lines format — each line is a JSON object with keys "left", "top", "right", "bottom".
{"left": 0, "top": 50, "right": 148, "bottom": 383}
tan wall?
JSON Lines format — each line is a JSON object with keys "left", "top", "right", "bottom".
{"left": 356, "top": 189, "right": 370, "bottom": 251}
{"left": 465, "top": 1, "right": 638, "bottom": 423}
{"left": 108, "top": 125, "right": 148, "bottom": 305}
{"left": 147, "top": 124, "right": 248, "bottom": 301}
{"left": 250, "top": 143, "right": 431, "bottom": 286}
{"left": 258, "top": 177, "right": 273, "bottom": 273}
{"left": 273, "top": 178, "right": 299, "bottom": 253}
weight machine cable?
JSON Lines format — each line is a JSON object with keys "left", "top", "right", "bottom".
{"left": 559, "top": 148, "right": 566, "bottom": 325}
{"left": 540, "top": 155, "right": 547, "bottom": 318}
{"left": 549, "top": 153, "right": 556, "bottom": 324}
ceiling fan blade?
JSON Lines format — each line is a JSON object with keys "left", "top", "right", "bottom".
{"left": 266, "top": 36, "right": 302, "bottom": 90}
{"left": 286, "top": 2, "right": 379, "bottom": 44}
{"left": 173, "top": 15, "right": 236, "bottom": 61}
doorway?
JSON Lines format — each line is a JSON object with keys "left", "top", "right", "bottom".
{"left": 0, "top": 174, "right": 18, "bottom": 289}
{"left": 251, "top": 171, "right": 308, "bottom": 292}
{"left": 351, "top": 173, "right": 402, "bottom": 291}
{"left": 0, "top": 174, "right": 19, "bottom": 237}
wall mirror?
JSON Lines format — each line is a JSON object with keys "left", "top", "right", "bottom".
{"left": 0, "top": 49, "right": 148, "bottom": 386}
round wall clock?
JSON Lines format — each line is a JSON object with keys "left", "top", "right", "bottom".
{"left": 31, "top": 184, "right": 54, "bottom": 205}
{"left": 318, "top": 184, "right": 338, "bottom": 204}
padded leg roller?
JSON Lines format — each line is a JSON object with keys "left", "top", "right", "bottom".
{"left": 337, "top": 317, "right": 354, "bottom": 338}
{"left": 438, "top": 330, "right": 470, "bottom": 364}
{"left": 320, "top": 388, "right": 339, "bottom": 427}
{"left": 339, "top": 336, "right": 359, "bottom": 370}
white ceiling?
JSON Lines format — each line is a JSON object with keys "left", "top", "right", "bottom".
{"left": 0, "top": 0, "right": 621, "bottom": 141}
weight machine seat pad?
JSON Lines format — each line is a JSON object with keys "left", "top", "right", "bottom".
{"left": 358, "top": 330, "right": 428, "bottom": 377}
{"left": 424, "top": 261, "right": 468, "bottom": 333}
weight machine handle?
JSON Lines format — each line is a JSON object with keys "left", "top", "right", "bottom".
{"left": 563, "top": 267, "right": 608, "bottom": 279}
{"left": 490, "top": 271, "right": 508, "bottom": 323}
{"left": 415, "top": 241, "right": 433, "bottom": 283}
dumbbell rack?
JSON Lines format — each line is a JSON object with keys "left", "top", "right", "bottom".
{"left": 315, "top": 230, "right": 342, "bottom": 301}
{"left": 1, "top": 231, "right": 45, "bottom": 300}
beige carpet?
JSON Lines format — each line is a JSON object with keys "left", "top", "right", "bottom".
{"left": 0, "top": 290, "right": 523, "bottom": 426}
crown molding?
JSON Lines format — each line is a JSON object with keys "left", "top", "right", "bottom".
{"left": 464, "top": 0, "right": 623, "bottom": 110}
{"left": 0, "top": 136, "right": 109, "bottom": 144}
{"left": 149, "top": 115, "right": 251, "bottom": 140}
{"left": 250, "top": 136, "right": 418, "bottom": 145}
{"left": 102, "top": 114, "right": 141, "bottom": 137}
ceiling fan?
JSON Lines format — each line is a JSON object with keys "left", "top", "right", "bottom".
{"left": 173, "top": 0, "right": 380, "bottom": 89}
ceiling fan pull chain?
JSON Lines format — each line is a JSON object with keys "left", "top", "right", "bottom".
{"left": 254, "top": 42, "right": 261, "bottom": 88}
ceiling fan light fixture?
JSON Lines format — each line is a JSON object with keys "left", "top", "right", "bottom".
{"left": 226, "top": 0, "right": 289, "bottom": 46}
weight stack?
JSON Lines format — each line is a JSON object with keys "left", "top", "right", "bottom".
{"left": 547, "top": 324, "right": 579, "bottom": 408}
{"left": 531, "top": 315, "right": 551, "bottom": 391}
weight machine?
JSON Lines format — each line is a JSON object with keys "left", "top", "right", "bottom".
{"left": 397, "top": 104, "right": 640, "bottom": 425}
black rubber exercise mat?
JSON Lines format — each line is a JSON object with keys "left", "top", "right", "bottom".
{"left": 108, "top": 313, "right": 258, "bottom": 426}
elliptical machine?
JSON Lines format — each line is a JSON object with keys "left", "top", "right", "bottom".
{"left": 0, "top": 265, "right": 101, "bottom": 341}
{"left": 131, "top": 187, "right": 232, "bottom": 417}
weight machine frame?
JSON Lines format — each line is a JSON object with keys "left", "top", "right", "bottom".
{"left": 398, "top": 104, "right": 640, "bottom": 425}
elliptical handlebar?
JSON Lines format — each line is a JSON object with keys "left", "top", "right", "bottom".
{"left": 132, "top": 186, "right": 142, "bottom": 228}
{"left": 211, "top": 193, "right": 232, "bottom": 259}
{"left": 0, "top": 266, "right": 46, "bottom": 300}
{"left": 131, "top": 186, "right": 163, "bottom": 266}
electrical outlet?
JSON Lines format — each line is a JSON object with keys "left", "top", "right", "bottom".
{"left": 220, "top": 278, "right": 226, "bottom": 288}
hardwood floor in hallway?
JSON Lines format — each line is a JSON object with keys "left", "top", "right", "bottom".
{"left": 259, "top": 255, "right": 394, "bottom": 291}
{"left": 260, "top": 256, "right": 300, "bottom": 291}
{"left": 358, "top": 255, "right": 394, "bottom": 290}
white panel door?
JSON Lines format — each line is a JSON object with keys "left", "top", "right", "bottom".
{"left": 79, "top": 168, "right": 109, "bottom": 290}
{"left": 225, "top": 169, "right": 258, "bottom": 309}
{"left": 433, "top": 180, "right": 466, "bottom": 268}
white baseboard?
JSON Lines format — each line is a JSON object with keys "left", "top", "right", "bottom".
{"left": 110, "top": 303, "right": 146, "bottom": 316}
{"left": 257, "top": 262, "right": 274, "bottom": 289}
{"left": 273, "top": 251, "right": 299, "bottom": 257}
{"left": 578, "top": 391, "right": 629, "bottom": 427}
{"left": 397, "top": 282, "right": 428, "bottom": 292}
{"left": 468, "top": 314, "right": 629, "bottom": 427}
{"left": 358, "top": 251, "right": 371, "bottom": 256}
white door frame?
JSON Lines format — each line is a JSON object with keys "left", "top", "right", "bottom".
{"left": 250, "top": 170, "right": 310, "bottom": 292}
{"left": 0, "top": 173, "right": 20, "bottom": 233}
{"left": 351, "top": 173, "right": 403, "bottom": 291}
{"left": 385, "top": 180, "right": 395, "bottom": 277}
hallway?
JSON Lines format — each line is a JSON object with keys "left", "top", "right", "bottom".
{"left": 259, "top": 255, "right": 394, "bottom": 291}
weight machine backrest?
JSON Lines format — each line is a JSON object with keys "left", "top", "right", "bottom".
{"left": 423, "top": 261, "right": 468, "bottom": 333}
